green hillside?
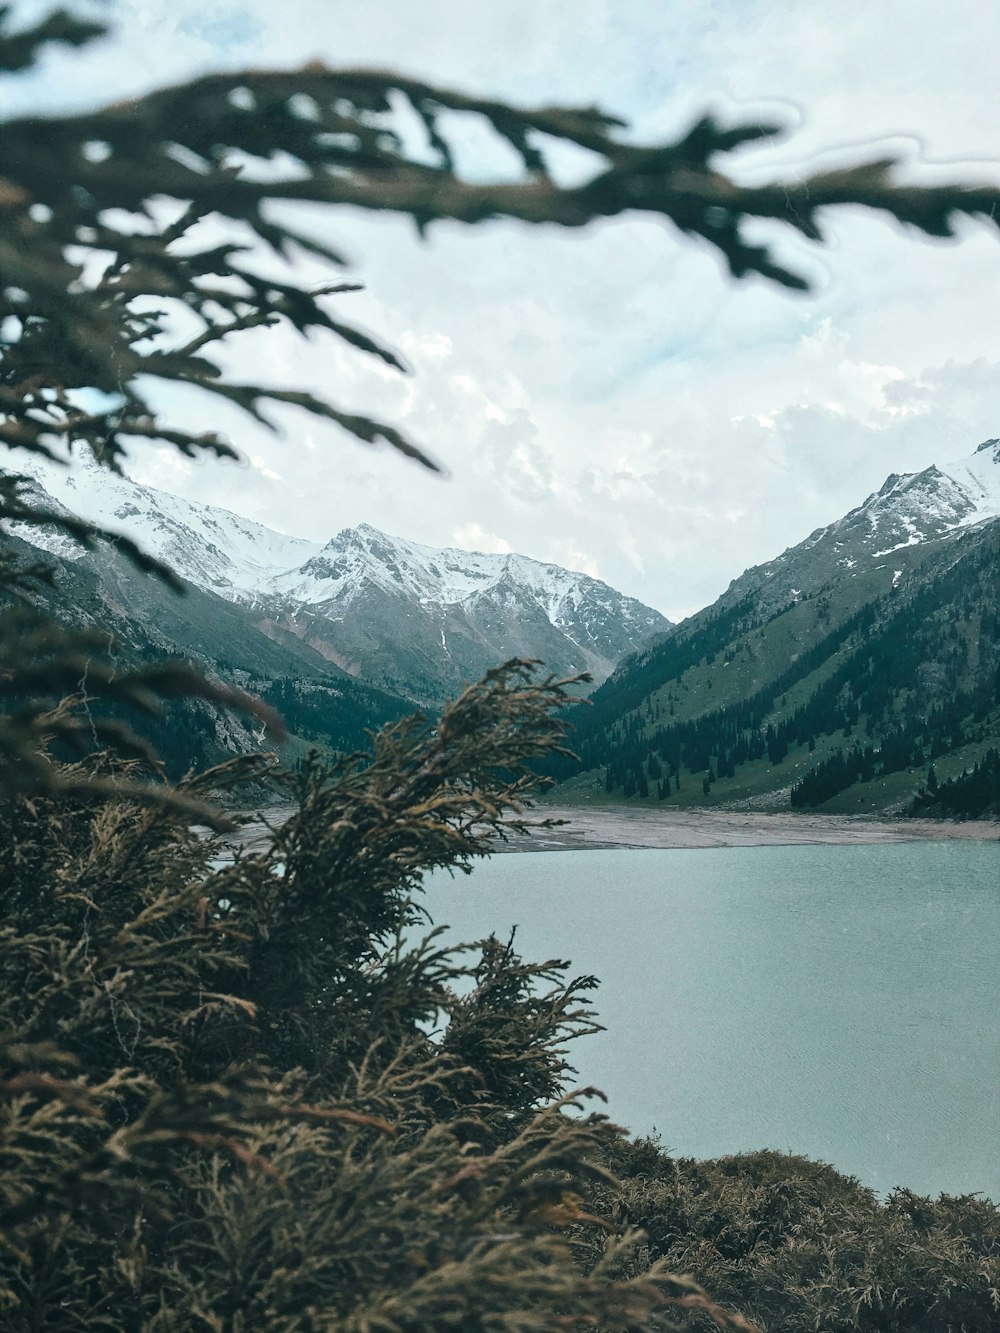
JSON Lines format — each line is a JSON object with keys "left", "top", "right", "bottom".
{"left": 558, "top": 520, "right": 1000, "bottom": 819}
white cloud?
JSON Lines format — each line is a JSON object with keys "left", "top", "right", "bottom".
{"left": 452, "top": 523, "right": 511, "bottom": 554}
{"left": 9, "top": 1, "right": 1000, "bottom": 620}
{"left": 400, "top": 329, "right": 453, "bottom": 361}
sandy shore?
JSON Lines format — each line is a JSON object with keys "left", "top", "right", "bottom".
{"left": 489, "top": 804, "right": 1000, "bottom": 853}
{"left": 224, "top": 802, "right": 999, "bottom": 857}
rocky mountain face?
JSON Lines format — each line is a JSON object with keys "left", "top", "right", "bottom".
{"left": 565, "top": 440, "right": 1000, "bottom": 817}
{"left": 265, "top": 524, "right": 670, "bottom": 703}
{"left": 11, "top": 454, "right": 671, "bottom": 707}
{"left": 706, "top": 437, "right": 1000, "bottom": 621}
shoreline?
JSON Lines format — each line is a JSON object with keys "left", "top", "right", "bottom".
{"left": 489, "top": 805, "right": 1000, "bottom": 853}
{"left": 225, "top": 803, "right": 1000, "bottom": 857}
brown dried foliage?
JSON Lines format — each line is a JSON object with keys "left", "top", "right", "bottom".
{"left": 0, "top": 664, "right": 753, "bottom": 1331}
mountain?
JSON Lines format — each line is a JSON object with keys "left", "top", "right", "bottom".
{"left": 9, "top": 453, "right": 323, "bottom": 598}
{"left": 264, "top": 523, "right": 670, "bottom": 703}
{"left": 0, "top": 513, "right": 414, "bottom": 778}
{"left": 10, "top": 454, "right": 671, "bottom": 706}
{"left": 561, "top": 439, "right": 1000, "bottom": 818}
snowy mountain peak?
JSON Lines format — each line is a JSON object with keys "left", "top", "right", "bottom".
{"left": 6, "top": 459, "right": 671, "bottom": 705}
{"left": 8, "top": 451, "right": 323, "bottom": 596}
{"left": 825, "top": 437, "right": 1000, "bottom": 560}
{"left": 729, "top": 435, "right": 1000, "bottom": 623}
{"left": 286, "top": 522, "right": 631, "bottom": 622}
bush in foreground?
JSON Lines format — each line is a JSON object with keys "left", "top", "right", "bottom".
{"left": 3, "top": 665, "right": 998, "bottom": 1330}
{"left": 1, "top": 664, "right": 749, "bottom": 1331}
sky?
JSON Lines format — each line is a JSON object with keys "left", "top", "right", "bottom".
{"left": 6, "top": 0, "right": 1000, "bottom": 620}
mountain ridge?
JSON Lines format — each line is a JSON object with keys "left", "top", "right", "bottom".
{"left": 8, "top": 453, "right": 672, "bottom": 707}
{"left": 558, "top": 437, "right": 1000, "bottom": 819}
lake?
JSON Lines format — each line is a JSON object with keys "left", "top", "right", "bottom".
{"left": 423, "top": 841, "right": 999, "bottom": 1200}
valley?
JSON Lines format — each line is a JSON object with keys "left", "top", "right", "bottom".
{"left": 5, "top": 437, "right": 1000, "bottom": 820}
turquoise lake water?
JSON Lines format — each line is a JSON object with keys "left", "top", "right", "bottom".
{"left": 423, "top": 841, "right": 999, "bottom": 1200}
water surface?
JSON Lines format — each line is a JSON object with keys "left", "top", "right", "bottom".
{"left": 424, "top": 841, "right": 999, "bottom": 1199}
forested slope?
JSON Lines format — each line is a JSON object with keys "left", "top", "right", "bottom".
{"left": 561, "top": 519, "right": 1000, "bottom": 817}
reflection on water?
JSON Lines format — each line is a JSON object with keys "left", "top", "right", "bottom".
{"left": 424, "top": 841, "right": 1000, "bottom": 1200}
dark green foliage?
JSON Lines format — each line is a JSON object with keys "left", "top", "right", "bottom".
{"left": 911, "top": 747, "right": 1000, "bottom": 818}
{"left": 259, "top": 677, "right": 410, "bottom": 754}
{"left": 594, "top": 1142, "right": 1000, "bottom": 1332}
{"left": 3, "top": 665, "right": 748, "bottom": 1330}
{"left": 0, "top": 4, "right": 103, "bottom": 72}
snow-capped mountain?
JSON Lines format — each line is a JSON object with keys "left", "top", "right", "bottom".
{"left": 7, "top": 453, "right": 671, "bottom": 706}
{"left": 265, "top": 523, "right": 670, "bottom": 703}
{"left": 10, "top": 451, "right": 322, "bottom": 595}
{"left": 826, "top": 436, "right": 1000, "bottom": 558}
{"left": 573, "top": 437, "right": 1000, "bottom": 816}
{"left": 714, "top": 437, "right": 1000, "bottom": 617}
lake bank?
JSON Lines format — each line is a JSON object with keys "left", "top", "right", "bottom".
{"left": 490, "top": 804, "right": 1000, "bottom": 853}
{"left": 223, "top": 801, "right": 1000, "bottom": 858}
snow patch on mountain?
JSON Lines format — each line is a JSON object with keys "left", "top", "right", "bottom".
{"left": 938, "top": 437, "right": 1000, "bottom": 522}
{"left": 8, "top": 451, "right": 322, "bottom": 595}
{"left": 823, "top": 438, "right": 1000, "bottom": 557}
{"left": 271, "top": 522, "right": 616, "bottom": 626}
{"left": 711, "top": 436, "right": 1000, "bottom": 625}
{"left": 273, "top": 522, "right": 666, "bottom": 653}
{"left": 4, "top": 454, "right": 671, "bottom": 696}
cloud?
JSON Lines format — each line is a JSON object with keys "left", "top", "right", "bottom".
{"left": 452, "top": 523, "right": 511, "bottom": 554}
{"left": 10, "top": 1, "right": 1000, "bottom": 621}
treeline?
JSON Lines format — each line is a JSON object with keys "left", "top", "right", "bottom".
{"left": 259, "top": 674, "right": 410, "bottom": 753}
{"left": 38, "top": 664, "right": 412, "bottom": 784}
{"left": 911, "top": 748, "right": 1000, "bottom": 818}
{"left": 789, "top": 690, "right": 989, "bottom": 808}
{"left": 145, "top": 672, "right": 411, "bottom": 780}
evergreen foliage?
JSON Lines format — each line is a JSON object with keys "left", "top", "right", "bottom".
{"left": 602, "top": 1142, "right": 1000, "bottom": 1333}
{"left": 911, "top": 747, "right": 1000, "bottom": 818}
{"left": 2, "top": 667, "right": 746, "bottom": 1329}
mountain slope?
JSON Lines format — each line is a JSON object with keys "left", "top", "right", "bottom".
{"left": 11, "top": 455, "right": 671, "bottom": 706}
{"left": 562, "top": 440, "right": 1000, "bottom": 817}
{"left": 267, "top": 523, "right": 670, "bottom": 703}
{"left": 0, "top": 520, "right": 412, "bottom": 779}
{"left": 11, "top": 452, "right": 321, "bottom": 596}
